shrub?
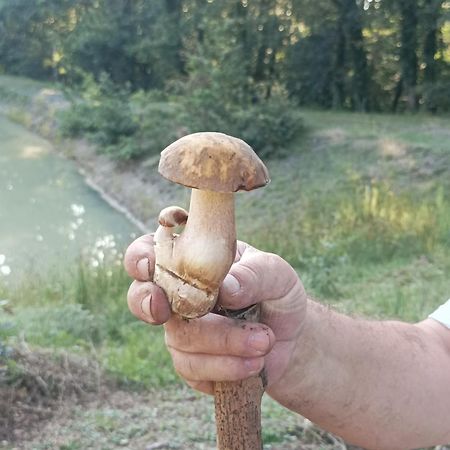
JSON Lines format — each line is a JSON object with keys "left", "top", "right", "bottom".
{"left": 59, "top": 74, "right": 138, "bottom": 158}
{"left": 60, "top": 72, "right": 305, "bottom": 160}
{"left": 421, "top": 82, "right": 450, "bottom": 113}
{"left": 229, "top": 97, "right": 304, "bottom": 158}
{"left": 179, "top": 86, "right": 304, "bottom": 158}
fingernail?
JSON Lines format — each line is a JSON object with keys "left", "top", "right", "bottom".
{"left": 248, "top": 330, "right": 270, "bottom": 354}
{"left": 140, "top": 294, "right": 153, "bottom": 318}
{"left": 137, "top": 258, "right": 150, "bottom": 279}
{"left": 222, "top": 274, "right": 240, "bottom": 295}
{"left": 245, "top": 358, "right": 264, "bottom": 375}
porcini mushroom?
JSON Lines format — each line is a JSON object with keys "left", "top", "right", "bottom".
{"left": 154, "top": 132, "right": 269, "bottom": 319}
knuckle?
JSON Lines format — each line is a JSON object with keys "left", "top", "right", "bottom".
{"left": 235, "top": 263, "right": 260, "bottom": 300}
{"left": 222, "top": 326, "right": 233, "bottom": 354}
{"left": 263, "top": 252, "right": 287, "bottom": 270}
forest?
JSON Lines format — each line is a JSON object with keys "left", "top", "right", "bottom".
{"left": 1, "top": 0, "right": 449, "bottom": 159}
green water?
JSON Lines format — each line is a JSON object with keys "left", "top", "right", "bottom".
{"left": 0, "top": 116, "right": 138, "bottom": 280}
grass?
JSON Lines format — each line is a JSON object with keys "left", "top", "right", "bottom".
{"left": 236, "top": 110, "right": 450, "bottom": 321}
{"left": 0, "top": 75, "right": 449, "bottom": 448}
{"left": 1, "top": 258, "right": 176, "bottom": 389}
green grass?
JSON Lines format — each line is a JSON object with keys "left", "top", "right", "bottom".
{"left": 236, "top": 110, "right": 450, "bottom": 321}
{"left": 0, "top": 89, "right": 449, "bottom": 388}
{"left": 0, "top": 258, "right": 175, "bottom": 388}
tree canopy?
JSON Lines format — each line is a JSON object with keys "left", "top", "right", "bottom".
{"left": 1, "top": 0, "right": 449, "bottom": 112}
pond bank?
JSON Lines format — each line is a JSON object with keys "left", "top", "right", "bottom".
{"left": 0, "top": 114, "right": 139, "bottom": 278}
{"left": 0, "top": 78, "right": 186, "bottom": 239}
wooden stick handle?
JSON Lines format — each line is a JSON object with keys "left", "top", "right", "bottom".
{"left": 214, "top": 304, "right": 265, "bottom": 450}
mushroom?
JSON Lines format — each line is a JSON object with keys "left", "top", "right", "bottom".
{"left": 154, "top": 132, "right": 270, "bottom": 319}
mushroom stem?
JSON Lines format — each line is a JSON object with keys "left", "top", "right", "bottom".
{"left": 177, "top": 189, "right": 236, "bottom": 290}
{"left": 154, "top": 189, "right": 236, "bottom": 319}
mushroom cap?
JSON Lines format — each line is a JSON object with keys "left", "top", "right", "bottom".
{"left": 159, "top": 132, "right": 270, "bottom": 192}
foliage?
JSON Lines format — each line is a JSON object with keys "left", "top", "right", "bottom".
{"left": 1, "top": 0, "right": 449, "bottom": 116}
{"left": 285, "top": 30, "right": 337, "bottom": 109}
{"left": 420, "top": 81, "right": 450, "bottom": 112}
{"left": 60, "top": 73, "right": 304, "bottom": 159}
{"left": 228, "top": 96, "right": 304, "bottom": 157}
{"left": 59, "top": 75, "right": 138, "bottom": 157}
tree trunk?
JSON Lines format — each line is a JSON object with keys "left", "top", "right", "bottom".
{"left": 343, "top": 0, "right": 370, "bottom": 111}
{"left": 332, "top": 21, "right": 346, "bottom": 109}
{"left": 398, "top": 0, "right": 419, "bottom": 111}
{"left": 423, "top": 0, "right": 440, "bottom": 84}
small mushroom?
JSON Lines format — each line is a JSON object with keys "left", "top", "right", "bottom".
{"left": 154, "top": 132, "right": 269, "bottom": 319}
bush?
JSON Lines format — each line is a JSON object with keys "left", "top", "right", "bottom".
{"left": 60, "top": 72, "right": 305, "bottom": 160}
{"left": 421, "top": 82, "right": 450, "bottom": 113}
{"left": 59, "top": 74, "right": 138, "bottom": 158}
{"left": 229, "top": 97, "right": 304, "bottom": 158}
{"left": 179, "top": 85, "right": 304, "bottom": 158}
{"left": 60, "top": 93, "right": 137, "bottom": 157}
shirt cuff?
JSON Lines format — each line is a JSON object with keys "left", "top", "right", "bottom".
{"left": 428, "top": 299, "right": 450, "bottom": 329}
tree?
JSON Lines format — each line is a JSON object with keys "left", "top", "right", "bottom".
{"left": 287, "top": 0, "right": 371, "bottom": 110}
{"left": 392, "top": 0, "right": 419, "bottom": 111}
{"left": 334, "top": 0, "right": 371, "bottom": 111}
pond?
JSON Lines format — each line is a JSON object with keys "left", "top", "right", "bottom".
{"left": 0, "top": 116, "right": 138, "bottom": 281}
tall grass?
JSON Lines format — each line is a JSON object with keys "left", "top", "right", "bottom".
{"left": 0, "top": 248, "right": 177, "bottom": 388}
{"left": 236, "top": 139, "right": 449, "bottom": 320}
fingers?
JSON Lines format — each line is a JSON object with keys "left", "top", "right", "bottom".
{"left": 127, "top": 280, "right": 171, "bottom": 325}
{"left": 165, "top": 314, "right": 275, "bottom": 357}
{"left": 164, "top": 314, "right": 273, "bottom": 386}
{"left": 219, "top": 251, "right": 299, "bottom": 311}
{"left": 169, "top": 347, "right": 265, "bottom": 382}
{"left": 123, "top": 236, "right": 249, "bottom": 281}
{"left": 123, "top": 234, "right": 155, "bottom": 281}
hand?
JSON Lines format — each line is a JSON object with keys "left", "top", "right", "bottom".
{"left": 124, "top": 234, "right": 307, "bottom": 398}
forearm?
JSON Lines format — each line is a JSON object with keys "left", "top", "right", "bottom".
{"left": 269, "top": 299, "right": 450, "bottom": 449}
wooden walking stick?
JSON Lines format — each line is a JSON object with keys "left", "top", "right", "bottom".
{"left": 153, "top": 132, "right": 270, "bottom": 449}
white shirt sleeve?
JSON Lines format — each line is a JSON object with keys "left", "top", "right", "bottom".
{"left": 428, "top": 299, "right": 450, "bottom": 329}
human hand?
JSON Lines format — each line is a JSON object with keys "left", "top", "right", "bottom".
{"left": 124, "top": 234, "right": 307, "bottom": 398}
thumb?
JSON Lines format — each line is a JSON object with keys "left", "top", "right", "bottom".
{"left": 219, "top": 250, "right": 303, "bottom": 310}
{"left": 219, "top": 249, "right": 307, "bottom": 344}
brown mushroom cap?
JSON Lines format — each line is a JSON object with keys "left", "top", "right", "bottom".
{"left": 159, "top": 132, "right": 270, "bottom": 192}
